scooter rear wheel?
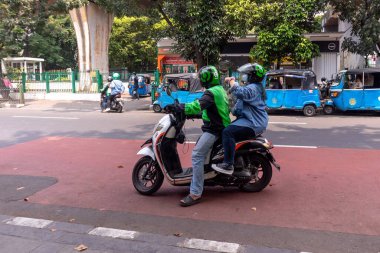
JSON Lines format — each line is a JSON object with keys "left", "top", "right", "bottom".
{"left": 132, "top": 156, "right": 164, "bottom": 195}
{"left": 239, "top": 154, "right": 272, "bottom": 192}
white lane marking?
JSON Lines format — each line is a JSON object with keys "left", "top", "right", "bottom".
{"left": 12, "top": 116, "right": 79, "bottom": 120}
{"left": 6, "top": 217, "right": 53, "bottom": 228}
{"left": 274, "top": 145, "right": 317, "bottom": 149}
{"left": 179, "top": 238, "right": 240, "bottom": 253}
{"left": 269, "top": 122, "right": 307, "bottom": 125}
{"left": 88, "top": 227, "right": 138, "bottom": 239}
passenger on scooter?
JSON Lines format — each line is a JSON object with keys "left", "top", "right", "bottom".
{"left": 100, "top": 76, "right": 112, "bottom": 112}
{"left": 105, "top": 73, "right": 125, "bottom": 112}
{"left": 176, "top": 65, "right": 231, "bottom": 207}
{"left": 212, "top": 63, "right": 268, "bottom": 175}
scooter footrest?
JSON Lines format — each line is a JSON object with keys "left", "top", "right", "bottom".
{"left": 173, "top": 167, "right": 193, "bottom": 179}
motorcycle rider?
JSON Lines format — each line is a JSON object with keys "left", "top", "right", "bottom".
{"left": 132, "top": 72, "right": 139, "bottom": 100}
{"left": 100, "top": 76, "right": 112, "bottom": 112}
{"left": 105, "top": 73, "right": 125, "bottom": 112}
{"left": 212, "top": 63, "right": 268, "bottom": 175}
{"left": 319, "top": 77, "right": 328, "bottom": 99}
{"left": 175, "top": 66, "right": 231, "bottom": 207}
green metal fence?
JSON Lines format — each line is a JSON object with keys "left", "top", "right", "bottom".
{"left": 7, "top": 70, "right": 104, "bottom": 94}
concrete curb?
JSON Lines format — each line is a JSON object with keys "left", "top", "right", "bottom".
{"left": 23, "top": 93, "right": 100, "bottom": 101}
{"left": 0, "top": 103, "right": 25, "bottom": 108}
{"left": 1, "top": 215, "right": 298, "bottom": 253}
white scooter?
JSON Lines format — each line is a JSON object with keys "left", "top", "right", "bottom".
{"left": 132, "top": 100, "right": 280, "bottom": 195}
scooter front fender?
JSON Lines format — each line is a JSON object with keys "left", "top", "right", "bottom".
{"left": 137, "top": 146, "right": 155, "bottom": 161}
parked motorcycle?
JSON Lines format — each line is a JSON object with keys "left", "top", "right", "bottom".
{"left": 132, "top": 100, "right": 280, "bottom": 195}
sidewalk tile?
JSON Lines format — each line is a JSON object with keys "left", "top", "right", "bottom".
{"left": 0, "top": 234, "right": 41, "bottom": 253}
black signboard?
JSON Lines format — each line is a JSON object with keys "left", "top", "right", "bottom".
{"left": 222, "top": 40, "right": 340, "bottom": 54}
{"left": 312, "top": 41, "right": 340, "bottom": 53}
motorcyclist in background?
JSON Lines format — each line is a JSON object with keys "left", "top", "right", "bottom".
{"left": 319, "top": 77, "right": 328, "bottom": 99}
{"left": 105, "top": 73, "right": 125, "bottom": 112}
{"left": 100, "top": 76, "right": 112, "bottom": 112}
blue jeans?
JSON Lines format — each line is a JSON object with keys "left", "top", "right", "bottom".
{"left": 190, "top": 132, "right": 218, "bottom": 196}
{"left": 222, "top": 125, "right": 256, "bottom": 165}
{"left": 101, "top": 96, "right": 109, "bottom": 110}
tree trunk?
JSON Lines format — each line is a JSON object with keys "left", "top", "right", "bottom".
{"left": 276, "top": 57, "right": 282, "bottom": 70}
{"left": 195, "top": 50, "right": 205, "bottom": 69}
{"left": 69, "top": 2, "right": 113, "bottom": 91}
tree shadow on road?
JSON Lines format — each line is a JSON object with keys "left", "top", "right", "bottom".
{"left": 0, "top": 124, "right": 156, "bottom": 148}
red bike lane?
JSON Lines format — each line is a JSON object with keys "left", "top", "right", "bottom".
{"left": 0, "top": 136, "right": 379, "bottom": 237}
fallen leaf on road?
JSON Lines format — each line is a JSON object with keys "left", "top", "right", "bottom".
{"left": 75, "top": 244, "right": 88, "bottom": 251}
{"left": 251, "top": 207, "right": 257, "bottom": 211}
{"left": 117, "top": 165, "right": 124, "bottom": 168}
{"left": 24, "top": 198, "right": 29, "bottom": 202}
{"left": 17, "top": 187, "right": 25, "bottom": 191}
{"left": 173, "top": 233, "right": 183, "bottom": 237}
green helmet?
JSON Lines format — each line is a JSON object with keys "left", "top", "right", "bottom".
{"left": 237, "top": 63, "right": 266, "bottom": 84}
{"left": 112, "top": 72, "right": 121, "bottom": 80}
{"left": 198, "top": 66, "right": 220, "bottom": 88}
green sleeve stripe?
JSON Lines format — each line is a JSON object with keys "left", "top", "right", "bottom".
{"left": 185, "top": 100, "right": 201, "bottom": 115}
{"left": 209, "top": 86, "right": 231, "bottom": 127}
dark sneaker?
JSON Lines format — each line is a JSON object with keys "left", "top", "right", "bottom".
{"left": 212, "top": 163, "right": 234, "bottom": 175}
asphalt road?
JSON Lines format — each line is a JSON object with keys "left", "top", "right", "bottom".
{"left": 0, "top": 100, "right": 380, "bottom": 253}
{"left": 1, "top": 99, "right": 380, "bottom": 149}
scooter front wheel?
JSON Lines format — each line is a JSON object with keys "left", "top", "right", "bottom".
{"left": 132, "top": 156, "right": 164, "bottom": 195}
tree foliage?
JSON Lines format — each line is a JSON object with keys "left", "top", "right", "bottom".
{"left": 0, "top": 0, "right": 77, "bottom": 71}
{"left": 330, "top": 0, "right": 380, "bottom": 66}
{"left": 109, "top": 16, "right": 167, "bottom": 71}
{"left": 251, "top": 0, "right": 323, "bottom": 68}
{"left": 29, "top": 15, "right": 77, "bottom": 70}
{"left": 50, "top": 0, "right": 144, "bottom": 16}
{"left": 0, "top": 0, "right": 47, "bottom": 59}
{"left": 156, "top": 0, "right": 254, "bottom": 67}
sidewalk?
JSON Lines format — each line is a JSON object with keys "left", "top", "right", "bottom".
{"left": 0, "top": 93, "right": 152, "bottom": 111}
{"left": 23, "top": 92, "right": 101, "bottom": 102}
{"left": 0, "top": 214, "right": 295, "bottom": 253}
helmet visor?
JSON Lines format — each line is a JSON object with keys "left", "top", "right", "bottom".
{"left": 236, "top": 73, "right": 249, "bottom": 85}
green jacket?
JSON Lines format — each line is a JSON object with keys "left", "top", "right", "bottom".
{"left": 185, "top": 85, "right": 230, "bottom": 135}
{"left": 101, "top": 84, "right": 111, "bottom": 96}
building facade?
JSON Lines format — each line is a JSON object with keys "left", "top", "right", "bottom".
{"left": 158, "top": 11, "right": 379, "bottom": 83}
{"left": 158, "top": 33, "right": 343, "bottom": 82}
